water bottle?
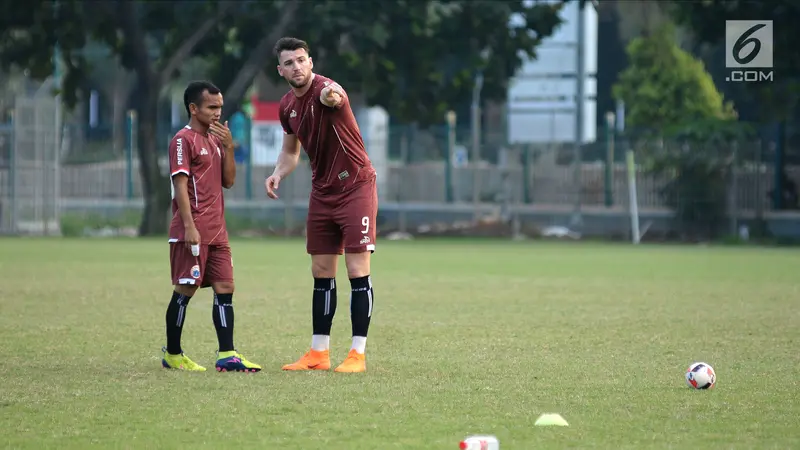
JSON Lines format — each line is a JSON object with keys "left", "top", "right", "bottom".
{"left": 459, "top": 435, "right": 499, "bottom": 450}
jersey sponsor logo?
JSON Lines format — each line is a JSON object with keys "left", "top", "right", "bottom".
{"left": 176, "top": 138, "right": 184, "bottom": 165}
{"left": 190, "top": 265, "right": 201, "bottom": 279}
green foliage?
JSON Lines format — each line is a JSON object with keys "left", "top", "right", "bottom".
{"left": 612, "top": 25, "right": 735, "bottom": 130}
{"left": 643, "top": 140, "right": 729, "bottom": 239}
{"left": 0, "top": 0, "right": 260, "bottom": 235}
{"left": 1, "top": 0, "right": 564, "bottom": 234}
{"left": 0, "top": 0, "right": 89, "bottom": 107}
{"left": 669, "top": 0, "right": 800, "bottom": 122}
{"left": 613, "top": 25, "right": 747, "bottom": 239}
{"left": 635, "top": 117, "right": 759, "bottom": 240}
{"left": 264, "top": 0, "right": 565, "bottom": 126}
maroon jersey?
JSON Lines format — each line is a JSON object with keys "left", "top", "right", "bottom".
{"left": 279, "top": 74, "right": 376, "bottom": 194}
{"left": 168, "top": 125, "right": 229, "bottom": 245}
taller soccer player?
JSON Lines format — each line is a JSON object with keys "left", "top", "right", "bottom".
{"left": 265, "top": 37, "right": 378, "bottom": 373}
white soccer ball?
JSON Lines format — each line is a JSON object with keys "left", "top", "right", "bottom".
{"left": 685, "top": 362, "right": 716, "bottom": 389}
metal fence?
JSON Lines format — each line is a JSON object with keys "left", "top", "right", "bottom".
{"left": 47, "top": 139, "right": 792, "bottom": 207}
{"left": 0, "top": 94, "right": 61, "bottom": 235}
{"left": 3, "top": 111, "right": 800, "bottom": 238}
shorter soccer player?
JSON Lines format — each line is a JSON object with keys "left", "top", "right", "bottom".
{"left": 162, "top": 80, "right": 261, "bottom": 373}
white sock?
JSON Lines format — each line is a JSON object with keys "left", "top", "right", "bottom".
{"left": 311, "top": 335, "right": 330, "bottom": 351}
{"left": 351, "top": 336, "right": 367, "bottom": 354}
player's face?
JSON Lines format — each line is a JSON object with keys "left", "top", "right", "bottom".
{"left": 277, "top": 49, "right": 313, "bottom": 88}
{"left": 190, "top": 91, "right": 223, "bottom": 127}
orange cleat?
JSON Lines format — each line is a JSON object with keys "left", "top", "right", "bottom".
{"left": 334, "top": 349, "right": 366, "bottom": 373}
{"left": 282, "top": 349, "right": 331, "bottom": 371}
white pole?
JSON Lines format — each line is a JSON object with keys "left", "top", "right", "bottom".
{"left": 626, "top": 150, "right": 640, "bottom": 244}
{"left": 571, "top": 2, "right": 585, "bottom": 227}
{"left": 54, "top": 95, "right": 62, "bottom": 236}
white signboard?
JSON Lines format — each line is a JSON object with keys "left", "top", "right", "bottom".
{"left": 507, "top": 1, "right": 598, "bottom": 144}
{"left": 250, "top": 122, "right": 283, "bottom": 166}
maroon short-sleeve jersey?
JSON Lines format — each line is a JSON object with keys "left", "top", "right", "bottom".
{"left": 168, "top": 125, "right": 229, "bottom": 245}
{"left": 278, "top": 74, "right": 376, "bottom": 194}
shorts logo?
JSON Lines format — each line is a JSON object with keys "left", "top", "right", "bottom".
{"left": 360, "top": 236, "right": 371, "bottom": 244}
{"left": 338, "top": 170, "right": 349, "bottom": 180}
{"left": 190, "top": 265, "right": 201, "bottom": 279}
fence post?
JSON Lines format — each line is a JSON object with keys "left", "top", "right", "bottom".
{"left": 126, "top": 110, "right": 136, "bottom": 200}
{"left": 773, "top": 121, "right": 785, "bottom": 210}
{"left": 626, "top": 149, "right": 640, "bottom": 244}
{"left": 445, "top": 111, "right": 456, "bottom": 203}
{"left": 8, "top": 122, "right": 16, "bottom": 233}
{"left": 729, "top": 140, "right": 739, "bottom": 237}
{"left": 604, "top": 112, "right": 615, "bottom": 207}
{"left": 398, "top": 128, "right": 408, "bottom": 233}
{"left": 522, "top": 145, "right": 532, "bottom": 204}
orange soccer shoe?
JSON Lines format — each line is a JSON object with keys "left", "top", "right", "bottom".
{"left": 334, "top": 349, "right": 366, "bottom": 373}
{"left": 282, "top": 349, "right": 331, "bottom": 371}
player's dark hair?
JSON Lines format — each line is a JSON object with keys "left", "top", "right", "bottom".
{"left": 183, "top": 81, "right": 221, "bottom": 117}
{"left": 273, "top": 37, "right": 310, "bottom": 60}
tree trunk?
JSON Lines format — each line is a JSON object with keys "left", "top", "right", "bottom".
{"left": 115, "top": 0, "right": 225, "bottom": 236}
{"left": 137, "top": 72, "right": 170, "bottom": 236}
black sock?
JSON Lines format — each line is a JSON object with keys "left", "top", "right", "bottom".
{"left": 213, "top": 293, "right": 235, "bottom": 352}
{"left": 165, "top": 291, "right": 192, "bottom": 355}
{"left": 350, "top": 275, "right": 373, "bottom": 337}
{"left": 312, "top": 278, "right": 337, "bottom": 335}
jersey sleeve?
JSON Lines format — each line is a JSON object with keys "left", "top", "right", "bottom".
{"left": 169, "top": 133, "right": 192, "bottom": 178}
{"left": 279, "top": 102, "right": 294, "bottom": 135}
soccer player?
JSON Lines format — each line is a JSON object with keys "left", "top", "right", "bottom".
{"left": 265, "top": 37, "right": 377, "bottom": 373}
{"left": 162, "top": 80, "right": 262, "bottom": 373}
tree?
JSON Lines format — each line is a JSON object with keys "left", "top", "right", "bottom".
{"left": 253, "top": 0, "right": 565, "bottom": 127}
{"left": 612, "top": 25, "right": 743, "bottom": 240}
{"left": 1, "top": 0, "right": 564, "bottom": 232}
{"left": 0, "top": 0, "right": 298, "bottom": 235}
{"left": 669, "top": 0, "right": 800, "bottom": 123}
{"left": 612, "top": 24, "right": 736, "bottom": 131}
{"left": 202, "top": 1, "right": 300, "bottom": 122}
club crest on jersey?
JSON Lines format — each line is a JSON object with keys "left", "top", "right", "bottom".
{"left": 190, "top": 265, "right": 201, "bottom": 279}
{"left": 338, "top": 170, "right": 349, "bottom": 180}
{"left": 290, "top": 110, "right": 297, "bottom": 118}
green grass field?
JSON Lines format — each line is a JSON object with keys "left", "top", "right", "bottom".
{"left": 1, "top": 237, "right": 798, "bottom": 449}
